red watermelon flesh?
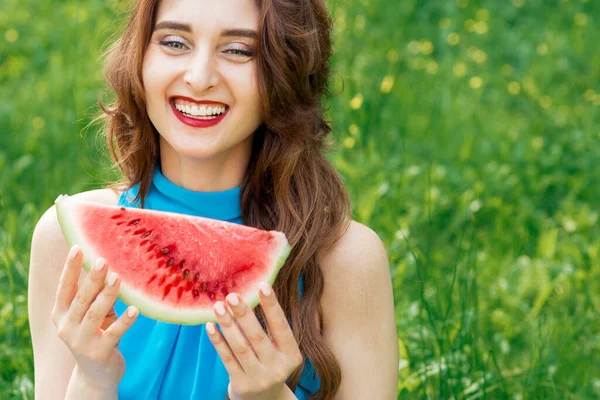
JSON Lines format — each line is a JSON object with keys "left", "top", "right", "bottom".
{"left": 54, "top": 194, "right": 290, "bottom": 325}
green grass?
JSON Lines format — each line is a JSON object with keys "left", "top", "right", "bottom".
{"left": 1, "top": 0, "right": 599, "bottom": 398}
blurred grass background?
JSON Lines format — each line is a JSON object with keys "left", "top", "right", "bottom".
{"left": 1, "top": 0, "right": 599, "bottom": 398}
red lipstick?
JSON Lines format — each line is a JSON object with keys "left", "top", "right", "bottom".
{"left": 170, "top": 99, "right": 228, "bottom": 128}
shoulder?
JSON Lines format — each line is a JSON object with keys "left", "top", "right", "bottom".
{"left": 317, "top": 220, "right": 390, "bottom": 298}
{"left": 317, "top": 220, "right": 392, "bottom": 328}
{"left": 316, "top": 221, "right": 398, "bottom": 398}
{"left": 32, "top": 188, "right": 121, "bottom": 258}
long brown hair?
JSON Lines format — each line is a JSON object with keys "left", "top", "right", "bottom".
{"left": 95, "top": 0, "right": 351, "bottom": 398}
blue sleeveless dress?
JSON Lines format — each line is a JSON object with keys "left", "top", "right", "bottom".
{"left": 113, "top": 167, "right": 320, "bottom": 399}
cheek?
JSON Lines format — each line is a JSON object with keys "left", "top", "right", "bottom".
{"left": 223, "top": 60, "right": 254, "bottom": 88}
{"left": 230, "top": 65, "right": 261, "bottom": 114}
{"left": 142, "top": 52, "right": 172, "bottom": 100}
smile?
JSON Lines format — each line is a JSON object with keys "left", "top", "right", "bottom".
{"left": 170, "top": 100, "right": 229, "bottom": 128}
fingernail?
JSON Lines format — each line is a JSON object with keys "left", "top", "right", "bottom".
{"left": 94, "top": 258, "right": 106, "bottom": 271}
{"left": 227, "top": 294, "right": 239, "bottom": 306}
{"left": 107, "top": 272, "right": 118, "bottom": 286}
{"left": 206, "top": 323, "right": 216, "bottom": 335}
{"left": 127, "top": 306, "right": 138, "bottom": 318}
{"left": 214, "top": 302, "right": 226, "bottom": 316}
{"left": 68, "top": 245, "right": 80, "bottom": 260}
{"left": 259, "top": 282, "right": 272, "bottom": 296}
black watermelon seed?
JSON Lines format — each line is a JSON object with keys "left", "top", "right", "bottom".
{"left": 161, "top": 248, "right": 170, "bottom": 255}
{"left": 128, "top": 219, "right": 140, "bottom": 226}
{"left": 179, "top": 261, "right": 185, "bottom": 269}
{"left": 183, "top": 269, "right": 189, "bottom": 279}
{"left": 201, "top": 283, "right": 207, "bottom": 292}
{"left": 167, "top": 258, "right": 174, "bottom": 266}
{"left": 208, "top": 292, "right": 215, "bottom": 300}
{"left": 120, "top": 207, "right": 126, "bottom": 211}
{"left": 142, "top": 231, "right": 152, "bottom": 238}
{"left": 193, "top": 289, "right": 199, "bottom": 297}
{"left": 194, "top": 273, "right": 199, "bottom": 281}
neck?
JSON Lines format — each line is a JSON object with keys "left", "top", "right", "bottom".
{"left": 159, "top": 139, "right": 252, "bottom": 192}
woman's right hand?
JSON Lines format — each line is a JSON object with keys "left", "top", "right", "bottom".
{"left": 51, "top": 245, "right": 139, "bottom": 390}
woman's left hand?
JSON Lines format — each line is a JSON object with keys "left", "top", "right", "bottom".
{"left": 206, "top": 282, "right": 303, "bottom": 400}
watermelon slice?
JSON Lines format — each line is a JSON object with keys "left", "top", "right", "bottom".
{"left": 54, "top": 194, "right": 291, "bottom": 325}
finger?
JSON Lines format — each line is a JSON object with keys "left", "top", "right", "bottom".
{"left": 213, "top": 301, "right": 261, "bottom": 373}
{"left": 226, "top": 293, "right": 277, "bottom": 364}
{"left": 54, "top": 245, "right": 83, "bottom": 315}
{"left": 67, "top": 258, "right": 109, "bottom": 324}
{"left": 205, "top": 322, "right": 247, "bottom": 381}
{"left": 100, "top": 304, "right": 119, "bottom": 331}
{"left": 101, "top": 305, "right": 139, "bottom": 348}
{"left": 79, "top": 272, "right": 121, "bottom": 339}
{"left": 258, "top": 283, "right": 299, "bottom": 355}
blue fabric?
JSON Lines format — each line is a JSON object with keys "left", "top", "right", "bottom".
{"left": 114, "top": 166, "right": 320, "bottom": 399}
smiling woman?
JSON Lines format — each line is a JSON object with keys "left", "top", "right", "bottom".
{"left": 27, "top": 0, "right": 398, "bottom": 399}
{"left": 138, "top": 0, "right": 263, "bottom": 191}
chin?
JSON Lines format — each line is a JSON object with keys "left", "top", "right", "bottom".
{"left": 173, "top": 145, "right": 224, "bottom": 161}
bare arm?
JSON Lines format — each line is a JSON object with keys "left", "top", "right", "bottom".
{"left": 29, "top": 204, "right": 79, "bottom": 398}
{"left": 319, "top": 222, "right": 399, "bottom": 399}
{"left": 28, "top": 189, "right": 122, "bottom": 399}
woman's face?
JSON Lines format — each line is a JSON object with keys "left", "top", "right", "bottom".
{"left": 142, "top": 0, "right": 262, "bottom": 164}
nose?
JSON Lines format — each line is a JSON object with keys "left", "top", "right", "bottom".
{"left": 183, "top": 48, "right": 220, "bottom": 94}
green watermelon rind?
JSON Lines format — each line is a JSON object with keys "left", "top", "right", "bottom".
{"left": 54, "top": 194, "right": 291, "bottom": 326}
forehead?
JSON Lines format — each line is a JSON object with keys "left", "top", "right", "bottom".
{"left": 155, "top": 0, "right": 260, "bottom": 32}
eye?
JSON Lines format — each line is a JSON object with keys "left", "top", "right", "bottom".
{"left": 225, "top": 45, "right": 254, "bottom": 57}
{"left": 159, "top": 36, "right": 189, "bottom": 51}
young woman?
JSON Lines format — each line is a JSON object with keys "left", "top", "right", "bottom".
{"left": 28, "top": 0, "right": 398, "bottom": 398}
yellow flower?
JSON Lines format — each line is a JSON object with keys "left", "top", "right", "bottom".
{"left": 426, "top": 61, "right": 439, "bottom": 75}
{"left": 453, "top": 62, "right": 467, "bottom": 77}
{"left": 508, "top": 82, "right": 521, "bottom": 95}
{"left": 5, "top": 29, "right": 18, "bottom": 43}
{"left": 476, "top": 9, "right": 490, "bottom": 21}
{"left": 469, "top": 76, "right": 483, "bottom": 89}
{"left": 344, "top": 137, "right": 356, "bottom": 148}
{"left": 447, "top": 33, "right": 460, "bottom": 46}
{"left": 421, "top": 40, "right": 434, "bottom": 55}
{"left": 584, "top": 90, "right": 596, "bottom": 102}
{"left": 380, "top": 75, "right": 395, "bottom": 93}
{"left": 574, "top": 13, "right": 588, "bottom": 27}
{"left": 438, "top": 18, "right": 452, "bottom": 29}
{"left": 350, "top": 94, "right": 364, "bottom": 109}
{"left": 540, "top": 96, "right": 552, "bottom": 109}
{"left": 387, "top": 49, "right": 401, "bottom": 63}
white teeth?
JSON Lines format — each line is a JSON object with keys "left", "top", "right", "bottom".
{"left": 174, "top": 100, "right": 226, "bottom": 116}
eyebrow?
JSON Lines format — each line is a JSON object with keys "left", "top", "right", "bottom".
{"left": 153, "top": 21, "right": 257, "bottom": 39}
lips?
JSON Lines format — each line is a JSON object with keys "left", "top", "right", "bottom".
{"left": 170, "top": 100, "right": 229, "bottom": 128}
{"left": 169, "top": 96, "right": 228, "bottom": 108}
